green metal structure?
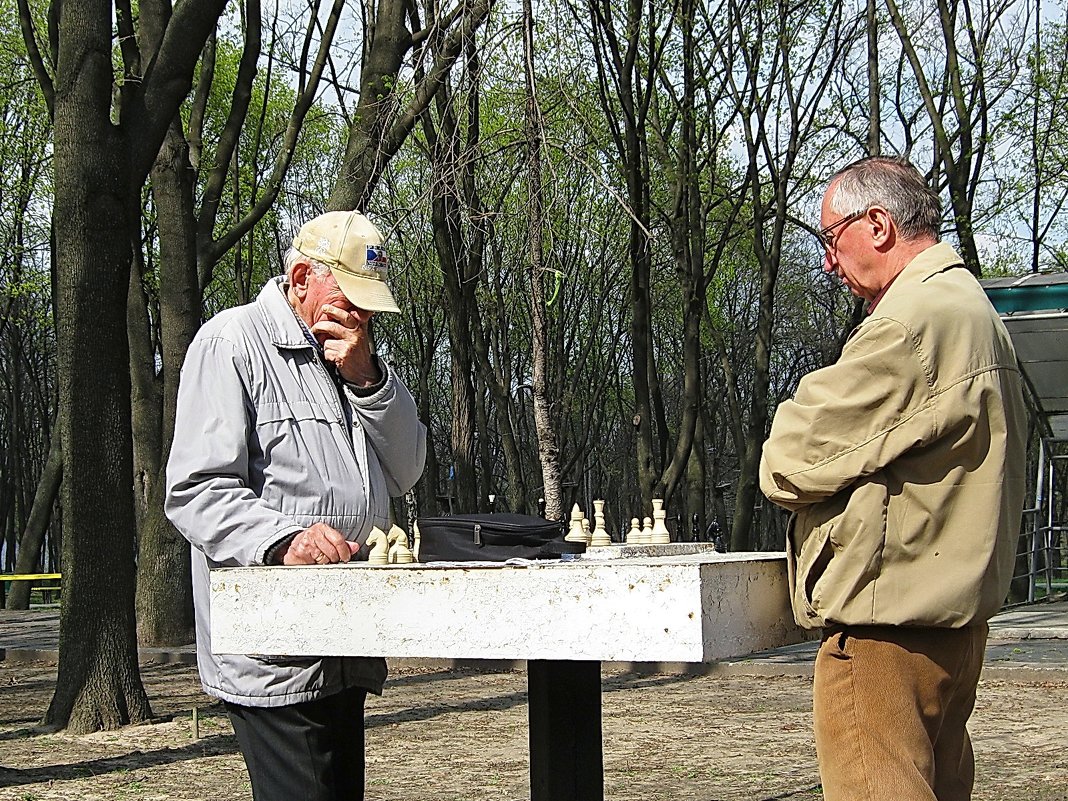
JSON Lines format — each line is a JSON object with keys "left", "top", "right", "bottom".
{"left": 982, "top": 272, "right": 1068, "bottom": 602}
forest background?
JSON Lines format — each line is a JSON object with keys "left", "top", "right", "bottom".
{"left": 0, "top": 0, "right": 1064, "bottom": 732}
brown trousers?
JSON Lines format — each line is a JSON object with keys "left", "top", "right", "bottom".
{"left": 813, "top": 624, "right": 988, "bottom": 801}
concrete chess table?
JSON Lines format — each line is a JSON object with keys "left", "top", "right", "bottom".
{"left": 211, "top": 548, "right": 806, "bottom": 801}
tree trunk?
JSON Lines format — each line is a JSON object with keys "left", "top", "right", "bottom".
{"left": 416, "top": 369, "right": 438, "bottom": 516}
{"left": 473, "top": 337, "right": 527, "bottom": 513}
{"left": 866, "top": 0, "right": 880, "bottom": 156}
{"left": 652, "top": 0, "right": 703, "bottom": 506}
{"left": 425, "top": 103, "right": 480, "bottom": 514}
{"left": 6, "top": 428, "right": 63, "bottom": 610}
{"left": 730, "top": 265, "right": 776, "bottom": 552}
{"left": 411, "top": 314, "right": 439, "bottom": 516}
{"left": 523, "top": 0, "right": 562, "bottom": 520}
{"left": 684, "top": 411, "right": 706, "bottom": 542}
{"left": 327, "top": 0, "right": 493, "bottom": 211}
{"left": 329, "top": 0, "right": 409, "bottom": 210}
{"left": 44, "top": 0, "right": 151, "bottom": 732}
{"left": 128, "top": 245, "right": 161, "bottom": 533}
{"left": 135, "top": 120, "right": 199, "bottom": 647}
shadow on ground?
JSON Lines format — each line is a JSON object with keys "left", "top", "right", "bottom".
{"left": 0, "top": 733, "right": 239, "bottom": 788}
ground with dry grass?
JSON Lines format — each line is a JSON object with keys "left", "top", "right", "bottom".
{"left": 0, "top": 660, "right": 1066, "bottom": 801}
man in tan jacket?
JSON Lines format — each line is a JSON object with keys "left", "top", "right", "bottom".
{"left": 760, "top": 157, "right": 1027, "bottom": 801}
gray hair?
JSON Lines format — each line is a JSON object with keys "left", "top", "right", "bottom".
{"left": 829, "top": 157, "right": 941, "bottom": 242}
{"left": 284, "top": 246, "right": 331, "bottom": 277}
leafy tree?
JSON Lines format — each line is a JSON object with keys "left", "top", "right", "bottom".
{"left": 0, "top": 0, "right": 55, "bottom": 596}
{"left": 19, "top": 0, "right": 227, "bottom": 731}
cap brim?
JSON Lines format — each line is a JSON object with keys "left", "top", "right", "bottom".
{"left": 331, "top": 269, "right": 401, "bottom": 313}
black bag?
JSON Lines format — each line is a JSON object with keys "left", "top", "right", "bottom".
{"left": 415, "top": 513, "right": 583, "bottom": 562}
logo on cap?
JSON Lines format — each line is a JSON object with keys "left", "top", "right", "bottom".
{"left": 367, "top": 245, "right": 389, "bottom": 275}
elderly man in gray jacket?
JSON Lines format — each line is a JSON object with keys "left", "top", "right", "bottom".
{"left": 166, "top": 210, "right": 426, "bottom": 801}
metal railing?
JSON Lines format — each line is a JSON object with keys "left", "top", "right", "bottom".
{"left": 1010, "top": 440, "right": 1067, "bottom": 605}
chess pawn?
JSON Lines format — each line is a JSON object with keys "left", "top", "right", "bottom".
{"left": 566, "top": 503, "right": 587, "bottom": 543}
{"left": 639, "top": 516, "right": 654, "bottom": 544}
{"left": 651, "top": 498, "right": 670, "bottom": 544}
{"left": 387, "top": 525, "right": 414, "bottom": 564}
{"left": 366, "top": 527, "right": 389, "bottom": 565}
{"left": 709, "top": 520, "right": 727, "bottom": 553}
{"left": 590, "top": 500, "right": 612, "bottom": 547}
{"left": 626, "top": 517, "right": 641, "bottom": 544}
{"left": 581, "top": 518, "right": 592, "bottom": 545}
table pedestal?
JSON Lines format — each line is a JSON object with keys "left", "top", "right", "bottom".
{"left": 528, "top": 659, "right": 603, "bottom": 801}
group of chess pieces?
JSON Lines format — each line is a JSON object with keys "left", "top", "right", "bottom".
{"left": 553, "top": 497, "right": 726, "bottom": 552}
{"left": 357, "top": 499, "right": 727, "bottom": 567}
{"left": 364, "top": 524, "right": 416, "bottom": 565}
{"left": 564, "top": 498, "right": 674, "bottom": 547}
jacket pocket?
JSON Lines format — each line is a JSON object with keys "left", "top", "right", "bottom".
{"left": 793, "top": 517, "right": 834, "bottom": 623}
{"left": 251, "top": 654, "right": 322, "bottom": 669}
{"left": 255, "top": 400, "right": 336, "bottom": 425}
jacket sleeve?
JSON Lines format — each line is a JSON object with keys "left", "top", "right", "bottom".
{"left": 759, "top": 316, "right": 937, "bottom": 511}
{"left": 346, "top": 359, "right": 427, "bottom": 496}
{"left": 165, "top": 334, "right": 303, "bottom": 565}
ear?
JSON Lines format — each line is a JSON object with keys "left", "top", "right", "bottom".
{"left": 289, "top": 259, "right": 313, "bottom": 298}
{"left": 867, "top": 206, "right": 893, "bottom": 248}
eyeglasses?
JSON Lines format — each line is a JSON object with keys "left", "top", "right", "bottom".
{"left": 817, "top": 209, "right": 867, "bottom": 249}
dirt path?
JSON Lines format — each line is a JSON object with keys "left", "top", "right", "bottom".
{"left": 0, "top": 660, "right": 1065, "bottom": 801}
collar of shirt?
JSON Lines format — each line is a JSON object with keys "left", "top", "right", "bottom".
{"left": 278, "top": 281, "right": 326, "bottom": 354}
{"left": 866, "top": 271, "right": 902, "bottom": 315}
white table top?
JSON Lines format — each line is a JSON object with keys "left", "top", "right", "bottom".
{"left": 210, "top": 549, "right": 807, "bottom": 663}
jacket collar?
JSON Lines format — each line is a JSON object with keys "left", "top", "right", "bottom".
{"left": 867, "top": 242, "right": 966, "bottom": 311}
{"left": 257, "top": 276, "right": 314, "bottom": 350}
{"left": 889, "top": 241, "right": 965, "bottom": 289}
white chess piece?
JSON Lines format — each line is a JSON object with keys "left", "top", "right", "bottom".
{"left": 366, "top": 527, "right": 389, "bottom": 565}
{"left": 639, "top": 516, "right": 653, "bottom": 544}
{"left": 651, "top": 498, "right": 670, "bottom": 544}
{"left": 387, "top": 525, "right": 414, "bottom": 564}
{"left": 581, "top": 517, "right": 592, "bottom": 545}
{"left": 566, "top": 503, "right": 586, "bottom": 543}
{"left": 590, "top": 500, "right": 612, "bottom": 547}
{"left": 413, "top": 520, "right": 421, "bottom": 562}
{"left": 626, "top": 517, "right": 641, "bottom": 544}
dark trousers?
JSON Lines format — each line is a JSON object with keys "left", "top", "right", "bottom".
{"left": 813, "top": 624, "right": 988, "bottom": 801}
{"left": 226, "top": 686, "right": 368, "bottom": 801}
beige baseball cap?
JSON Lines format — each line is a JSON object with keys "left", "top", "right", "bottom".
{"left": 292, "top": 211, "right": 401, "bottom": 313}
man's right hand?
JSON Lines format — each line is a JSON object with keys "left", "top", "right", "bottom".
{"left": 279, "top": 523, "right": 361, "bottom": 565}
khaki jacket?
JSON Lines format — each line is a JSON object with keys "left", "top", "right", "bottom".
{"left": 759, "top": 243, "right": 1027, "bottom": 630}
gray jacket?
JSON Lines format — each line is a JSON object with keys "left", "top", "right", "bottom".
{"left": 165, "top": 277, "right": 426, "bottom": 706}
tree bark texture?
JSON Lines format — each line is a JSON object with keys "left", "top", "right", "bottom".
{"left": 866, "top": 0, "right": 880, "bottom": 156}
{"left": 128, "top": 246, "right": 162, "bottom": 534}
{"left": 45, "top": 0, "right": 151, "bottom": 732}
{"left": 134, "top": 120, "right": 200, "bottom": 646}
{"left": 523, "top": 0, "right": 562, "bottom": 520}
